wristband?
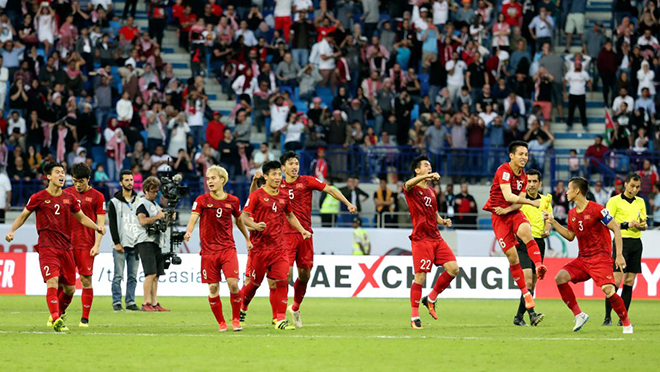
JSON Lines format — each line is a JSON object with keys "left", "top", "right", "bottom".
{"left": 620, "top": 222, "right": 629, "bottom": 230}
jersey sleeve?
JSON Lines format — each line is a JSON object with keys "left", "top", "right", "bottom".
{"left": 25, "top": 194, "right": 40, "bottom": 212}
{"left": 598, "top": 205, "right": 614, "bottom": 226}
{"left": 307, "top": 176, "right": 327, "bottom": 192}
{"left": 243, "top": 193, "right": 257, "bottom": 215}
{"left": 69, "top": 196, "right": 82, "bottom": 214}
{"left": 496, "top": 167, "right": 510, "bottom": 185}
{"left": 566, "top": 212, "right": 575, "bottom": 232}
{"left": 191, "top": 195, "right": 203, "bottom": 214}
{"left": 136, "top": 204, "right": 149, "bottom": 216}
{"left": 284, "top": 198, "right": 292, "bottom": 214}
{"left": 521, "top": 175, "right": 528, "bottom": 194}
{"left": 95, "top": 193, "right": 107, "bottom": 215}
{"left": 231, "top": 197, "right": 241, "bottom": 218}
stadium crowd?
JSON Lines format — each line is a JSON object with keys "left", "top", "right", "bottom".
{"left": 0, "top": 0, "right": 659, "bottom": 224}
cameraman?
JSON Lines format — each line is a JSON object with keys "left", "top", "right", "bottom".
{"left": 135, "top": 176, "right": 170, "bottom": 312}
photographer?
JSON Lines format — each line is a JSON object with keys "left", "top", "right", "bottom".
{"left": 135, "top": 176, "right": 170, "bottom": 312}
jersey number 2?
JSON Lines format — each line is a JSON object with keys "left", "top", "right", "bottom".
{"left": 54, "top": 204, "right": 61, "bottom": 215}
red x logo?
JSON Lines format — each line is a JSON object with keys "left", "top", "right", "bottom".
{"left": 352, "top": 255, "right": 387, "bottom": 297}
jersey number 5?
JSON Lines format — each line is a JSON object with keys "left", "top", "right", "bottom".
{"left": 288, "top": 189, "right": 294, "bottom": 200}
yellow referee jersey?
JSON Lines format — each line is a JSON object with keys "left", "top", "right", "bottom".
{"left": 521, "top": 194, "right": 553, "bottom": 239}
{"left": 606, "top": 194, "right": 648, "bottom": 239}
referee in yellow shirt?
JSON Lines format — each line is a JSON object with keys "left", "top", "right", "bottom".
{"left": 603, "top": 173, "right": 648, "bottom": 326}
{"left": 514, "top": 169, "right": 550, "bottom": 326}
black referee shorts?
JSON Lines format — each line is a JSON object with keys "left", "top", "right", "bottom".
{"left": 613, "top": 238, "right": 643, "bottom": 274}
{"left": 516, "top": 238, "right": 546, "bottom": 271}
{"left": 136, "top": 242, "right": 165, "bottom": 276}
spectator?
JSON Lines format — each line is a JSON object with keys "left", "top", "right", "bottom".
{"left": 584, "top": 135, "right": 608, "bottom": 178}
{"left": 634, "top": 88, "right": 655, "bottom": 123}
{"left": 317, "top": 34, "right": 339, "bottom": 90}
{"left": 539, "top": 45, "right": 566, "bottom": 119}
{"left": 638, "top": 159, "right": 658, "bottom": 201}
{"left": 455, "top": 182, "right": 477, "bottom": 229}
{"left": 552, "top": 180, "right": 569, "bottom": 225}
{"left": 653, "top": 183, "right": 660, "bottom": 227}
{"left": 206, "top": 112, "right": 226, "bottom": 150}
{"left": 424, "top": 115, "right": 450, "bottom": 154}
{"left": 298, "top": 64, "right": 322, "bottom": 102}
{"left": 563, "top": 61, "right": 592, "bottom": 131}
{"left": 166, "top": 113, "right": 190, "bottom": 158}
{"left": 218, "top": 128, "right": 239, "bottom": 180}
{"left": 445, "top": 52, "right": 468, "bottom": 101}
{"left": 252, "top": 142, "right": 275, "bottom": 174}
{"left": 528, "top": 7, "right": 554, "bottom": 53}
{"left": 565, "top": 0, "right": 587, "bottom": 51}
{"left": 94, "top": 164, "right": 110, "bottom": 183}
{"left": 492, "top": 13, "right": 511, "bottom": 50}
{"left": 613, "top": 87, "right": 634, "bottom": 114}
{"left": 362, "top": 0, "right": 379, "bottom": 38}
{"left": 592, "top": 180, "right": 609, "bottom": 206}
{"left": 373, "top": 178, "right": 396, "bottom": 228}
{"left": 276, "top": 52, "right": 300, "bottom": 88}
{"left": 502, "top": 1, "right": 523, "bottom": 27}
{"left": 527, "top": 128, "right": 554, "bottom": 170}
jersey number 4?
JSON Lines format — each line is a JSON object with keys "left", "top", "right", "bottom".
{"left": 272, "top": 202, "right": 278, "bottom": 212}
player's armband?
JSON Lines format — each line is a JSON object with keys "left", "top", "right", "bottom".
{"left": 600, "top": 208, "right": 614, "bottom": 225}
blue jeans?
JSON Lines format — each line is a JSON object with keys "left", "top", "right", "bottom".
{"left": 95, "top": 107, "right": 113, "bottom": 130}
{"left": 189, "top": 125, "right": 205, "bottom": 148}
{"left": 112, "top": 247, "right": 139, "bottom": 306}
{"left": 106, "top": 158, "right": 118, "bottom": 181}
{"left": 292, "top": 48, "right": 310, "bottom": 67}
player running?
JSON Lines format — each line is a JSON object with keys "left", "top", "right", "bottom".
{"left": 184, "top": 166, "right": 251, "bottom": 332}
{"left": 279, "top": 151, "right": 357, "bottom": 328}
{"left": 483, "top": 141, "right": 547, "bottom": 310}
{"left": 61, "top": 163, "right": 106, "bottom": 328}
{"left": 239, "top": 161, "right": 311, "bottom": 330}
{"left": 544, "top": 177, "right": 633, "bottom": 334}
{"left": 5, "top": 162, "right": 105, "bottom": 332}
{"left": 404, "top": 155, "right": 459, "bottom": 330}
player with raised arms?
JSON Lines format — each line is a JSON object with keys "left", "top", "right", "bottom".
{"left": 5, "top": 162, "right": 105, "bottom": 332}
{"left": 404, "top": 155, "right": 459, "bottom": 329}
{"left": 184, "top": 166, "right": 251, "bottom": 332}
{"left": 545, "top": 177, "right": 633, "bottom": 333}
{"left": 239, "top": 160, "right": 311, "bottom": 330}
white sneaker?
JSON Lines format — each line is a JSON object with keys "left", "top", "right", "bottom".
{"left": 623, "top": 325, "right": 634, "bottom": 334}
{"left": 288, "top": 305, "right": 303, "bottom": 328}
{"left": 573, "top": 312, "right": 589, "bottom": 332}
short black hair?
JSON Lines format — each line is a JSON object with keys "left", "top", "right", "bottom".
{"left": 71, "top": 162, "right": 92, "bottom": 179}
{"left": 527, "top": 169, "right": 542, "bottom": 181}
{"left": 508, "top": 140, "right": 528, "bottom": 155}
{"left": 410, "top": 155, "right": 431, "bottom": 175}
{"left": 120, "top": 170, "right": 133, "bottom": 181}
{"left": 280, "top": 151, "right": 299, "bottom": 165}
{"left": 625, "top": 172, "right": 642, "bottom": 184}
{"left": 569, "top": 177, "right": 589, "bottom": 196}
{"left": 262, "top": 160, "right": 282, "bottom": 176}
{"left": 43, "top": 162, "right": 64, "bottom": 176}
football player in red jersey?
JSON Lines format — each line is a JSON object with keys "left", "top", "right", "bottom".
{"left": 404, "top": 155, "right": 459, "bottom": 329}
{"left": 184, "top": 166, "right": 251, "bottom": 332}
{"left": 279, "top": 151, "right": 356, "bottom": 327}
{"left": 483, "top": 141, "right": 547, "bottom": 311}
{"left": 62, "top": 163, "right": 106, "bottom": 328}
{"left": 545, "top": 177, "right": 633, "bottom": 334}
{"left": 239, "top": 160, "right": 311, "bottom": 330}
{"left": 5, "top": 163, "right": 105, "bottom": 332}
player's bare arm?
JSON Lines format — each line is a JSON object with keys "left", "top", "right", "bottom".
{"left": 436, "top": 212, "right": 452, "bottom": 227}
{"left": 606, "top": 219, "right": 626, "bottom": 272}
{"left": 91, "top": 214, "right": 105, "bottom": 256}
{"left": 183, "top": 212, "right": 200, "bottom": 241}
{"left": 249, "top": 171, "right": 263, "bottom": 194}
{"left": 285, "top": 212, "right": 311, "bottom": 239}
{"left": 5, "top": 208, "right": 33, "bottom": 242}
{"left": 494, "top": 203, "right": 523, "bottom": 216}
{"left": 234, "top": 216, "right": 252, "bottom": 250}
{"left": 323, "top": 185, "right": 357, "bottom": 213}
{"left": 404, "top": 172, "right": 440, "bottom": 191}
{"left": 543, "top": 211, "right": 575, "bottom": 241}
{"left": 500, "top": 183, "right": 541, "bottom": 208}
{"left": 138, "top": 210, "right": 165, "bottom": 226}
{"left": 74, "top": 210, "right": 105, "bottom": 235}
{"left": 240, "top": 211, "right": 266, "bottom": 231}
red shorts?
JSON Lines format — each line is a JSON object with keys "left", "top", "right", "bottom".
{"left": 411, "top": 238, "right": 456, "bottom": 273}
{"left": 491, "top": 211, "right": 530, "bottom": 252}
{"left": 285, "top": 233, "right": 314, "bottom": 269}
{"left": 563, "top": 255, "right": 616, "bottom": 288}
{"left": 38, "top": 248, "right": 76, "bottom": 285}
{"left": 246, "top": 249, "right": 289, "bottom": 284}
{"left": 201, "top": 250, "right": 239, "bottom": 283}
{"left": 72, "top": 249, "right": 95, "bottom": 276}
{"left": 274, "top": 16, "right": 292, "bottom": 31}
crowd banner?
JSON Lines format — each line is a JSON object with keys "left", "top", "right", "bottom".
{"left": 2, "top": 253, "right": 658, "bottom": 300}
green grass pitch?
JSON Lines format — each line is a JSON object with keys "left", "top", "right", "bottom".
{"left": 1, "top": 296, "right": 659, "bottom": 371}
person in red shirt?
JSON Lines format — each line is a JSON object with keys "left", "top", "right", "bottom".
{"left": 502, "top": 0, "right": 523, "bottom": 27}
{"left": 184, "top": 166, "right": 251, "bottom": 332}
{"left": 209, "top": 0, "right": 223, "bottom": 17}
{"left": 206, "top": 111, "right": 226, "bottom": 150}
{"left": 277, "top": 151, "right": 356, "bottom": 328}
{"left": 483, "top": 141, "right": 547, "bottom": 311}
{"left": 584, "top": 135, "right": 608, "bottom": 178}
{"left": 178, "top": 5, "right": 198, "bottom": 51}
{"left": 545, "top": 177, "right": 633, "bottom": 334}
{"left": 403, "top": 155, "right": 459, "bottom": 329}
{"left": 239, "top": 160, "right": 311, "bottom": 331}
{"left": 5, "top": 162, "right": 105, "bottom": 332}
{"left": 119, "top": 16, "right": 140, "bottom": 42}
{"left": 63, "top": 163, "right": 106, "bottom": 328}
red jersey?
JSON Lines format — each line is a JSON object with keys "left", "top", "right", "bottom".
{"left": 64, "top": 187, "right": 106, "bottom": 250}
{"left": 483, "top": 162, "right": 527, "bottom": 214}
{"left": 26, "top": 189, "right": 81, "bottom": 250}
{"left": 279, "top": 175, "right": 326, "bottom": 234}
{"left": 404, "top": 185, "right": 441, "bottom": 241}
{"left": 192, "top": 193, "right": 241, "bottom": 253}
{"left": 119, "top": 26, "right": 139, "bottom": 41}
{"left": 243, "top": 188, "right": 292, "bottom": 250}
{"left": 567, "top": 201, "right": 614, "bottom": 258}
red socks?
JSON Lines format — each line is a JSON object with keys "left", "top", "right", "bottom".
{"left": 81, "top": 288, "right": 93, "bottom": 320}
{"left": 58, "top": 289, "right": 73, "bottom": 314}
{"left": 208, "top": 296, "right": 225, "bottom": 325}
{"left": 240, "top": 281, "right": 259, "bottom": 311}
{"left": 292, "top": 279, "right": 307, "bottom": 312}
{"left": 269, "top": 287, "right": 278, "bottom": 320}
{"left": 46, "top": 287, "right": 60, "bottom": 321}
{"left": 230, "top": 292, "right": 242, "bottom": 321}
{"left": 558, "top": 283, "right": 582, "bottom": 316}
{"left": 608, "top": 293, "right": 631, "bottom": 326}
{"left": 510, "top": 264, "right": 529, "bottom": 295}
{"left": 428, "top": 271, "right": 455, "bottom": 302}
{"left": 410, "top": 282, "right": 422, "bottom": 318}
{"left": 275, "top": 280, "right": 288, "bottom": 322}
{"left": 525, "top": 239, "right": 543, "bottom": 266}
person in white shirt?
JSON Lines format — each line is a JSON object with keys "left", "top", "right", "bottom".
{"left": 235, "top": 20, "right": 258, "bottom": 47}
{"left": 637, "top": 60, "right": 655, "bottom": 96}
{"left": 231, "top": 67, "right": 258, "bottom": 98}
{"left": 316, "top": 34, "right": 339, "bottom": 90}
{"left": 592, "top": 180, "right": 609, "bottom": 206}
{"left": 283, "top": 113, "right": 305, "bottom": 151}
{"left": 116, "top": 91, "right": 133, "bottom": 124}
{"left": 612, "top": 87, "right": 635, "bottom": 114}
{"left": 432, "top": 0, "right": 449, "bottom": 30}
{"left": 445, "top": 51, "right": 467, "bottom": 101}
{"left": 563, "top": 62, "right": 592, "bottom": 130}
{"left": 292, "top": 0, "right": 313, "bottom": 22}
{"left": 269, "top": 93, "right": 291, "bottom": 137}
{"left": 251, "top": 142, "right": 275, "bottom": 175}
{"left": 0, "top": 56, "right": 7, "bottom": 111}
{"left": 0, "top": 166, "right": 11, "bottom": 223}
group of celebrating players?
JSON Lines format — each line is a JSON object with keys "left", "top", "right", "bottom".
{"left": 5, "top": 140, "right": 643, "bottom": 334}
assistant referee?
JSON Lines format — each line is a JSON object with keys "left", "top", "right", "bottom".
{"left": 604, "top": 173, "right": 648, "bottom": 326}
{"left": 513, "top": 169, "right": 550, "bottom": 327}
